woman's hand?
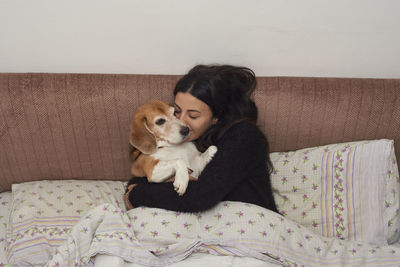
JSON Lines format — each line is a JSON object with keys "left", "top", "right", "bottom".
{"left": 124, "top": 184, "right": 136, "bottom": 211}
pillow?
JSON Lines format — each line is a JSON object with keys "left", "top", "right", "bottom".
{"left": 6, "top": 180, "right": 126, "bottom": 266}
{"left": 271, "top": 139, "right": 400, "bottom": 246}
{"left": 0, "top": 192, "right": 11, "bottom": 266}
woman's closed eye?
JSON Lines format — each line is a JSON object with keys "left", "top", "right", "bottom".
{"left": 187, "top": 110, "right": 201, "bottom": 119}
{"left": 174, "top": 109, "right": 199, "bottom": 120}
{"left": 188, "top": 114, "right": 199, "bottom": 119}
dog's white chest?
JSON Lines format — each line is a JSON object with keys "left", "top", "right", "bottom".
{"left": 149, "top": 142, "right": 217, "bottom": 195}
{"left": 152, "top": 142, "right": 199, "bottom": 166}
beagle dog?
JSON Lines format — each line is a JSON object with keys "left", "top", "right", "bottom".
{"left": 129, "top": 100, "right": 217, "bottom": 195}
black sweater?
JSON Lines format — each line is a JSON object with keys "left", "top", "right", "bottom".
{"left": 129, "top": 121, "right": 278, "bottom": 213}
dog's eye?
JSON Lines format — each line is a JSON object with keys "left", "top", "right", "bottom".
{"left": 155, "top": 118, "right": 166, "bottom": 125}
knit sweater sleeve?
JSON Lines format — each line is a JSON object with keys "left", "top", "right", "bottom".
{"left": 129, "top": 122, "right": 268, "bottom": 212}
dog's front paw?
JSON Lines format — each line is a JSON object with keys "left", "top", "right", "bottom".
{"left": 173, "top": 175, "right": 189, "bottom": 196}
{"left": 204, "top": 145, "right": 218, "bottom": 163}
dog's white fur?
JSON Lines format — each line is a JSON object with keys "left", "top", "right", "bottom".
{"left": 129, "top": 100, "right": 217, "bottom": 195}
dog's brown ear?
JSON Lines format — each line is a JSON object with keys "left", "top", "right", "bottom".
{"left": 129, "top": 113, "right": 157, "bottom": 154}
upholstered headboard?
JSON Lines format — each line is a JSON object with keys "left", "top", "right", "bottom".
{"left": 1, "top": 73, "right": 399, "bottom": 192}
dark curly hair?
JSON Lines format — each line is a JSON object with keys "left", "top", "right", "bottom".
{"left": 173, "top": 64, "right": 273, "bottom": 172}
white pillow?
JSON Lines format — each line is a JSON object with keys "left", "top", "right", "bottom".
{"left": 0, "top": 192, "right": 11, "bottom": 266}
{"left": 271, "top": 139, "right": 400, "bottom": 245}
{"left": 6, "top": 180, "right": 126, "bottom": 266}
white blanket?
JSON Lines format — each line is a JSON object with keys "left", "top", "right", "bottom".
{"left": 93, "top": 253, "right": 278, "bottom": 267}
{"left": 46, "top": 202, "right": 400, "bottom": 266}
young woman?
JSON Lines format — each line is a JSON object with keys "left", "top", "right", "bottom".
{"left": 124, "top": 64, "right": 278, "bottom": 213}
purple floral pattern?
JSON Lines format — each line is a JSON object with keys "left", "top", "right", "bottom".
{"left": 332, "top": 150, "right": 346, "bottom": 239}
{"left": 6, "top": 180, "right": 125, "bottom": 266}
{"left": 46, "top": 202, "right": 400, "bottom": 267}
{"left": 270, "top": 139, "right": 400, "bottom": 245}
{"left": 387, "top": 151, "right": 400, "bottom": 244}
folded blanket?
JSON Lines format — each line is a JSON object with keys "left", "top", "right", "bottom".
{"left": 46, "top": 202, "right": 400, "bottom": 266}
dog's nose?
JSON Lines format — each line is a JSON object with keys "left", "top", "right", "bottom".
{"left": 180, "top": 126, "right": 190, "bottom": 137}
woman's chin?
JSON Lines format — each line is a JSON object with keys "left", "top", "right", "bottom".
{"left": 186, "top": 135, "right": 196, "bottom": 142}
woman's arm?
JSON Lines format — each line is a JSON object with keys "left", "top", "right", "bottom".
{"left": 128, "top": 122, "right": 268, "bottom": 212}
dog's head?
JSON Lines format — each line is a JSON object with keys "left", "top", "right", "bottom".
{"left": 129, "top": 100, "right": 190, "bottom": 154}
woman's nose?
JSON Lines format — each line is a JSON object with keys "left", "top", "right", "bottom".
{"left": 178, "top": 114, "right": 188, "bottom": 125}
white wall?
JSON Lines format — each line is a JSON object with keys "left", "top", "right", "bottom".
{"left": 1, "top": 0, "right": 399, "bottom": 78}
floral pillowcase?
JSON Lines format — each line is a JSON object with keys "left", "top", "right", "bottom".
{"left": 6, "top": 180, "right": 126, "bottom": 266}
{"left": 270, "top": 139, "right": 400, "bottom": 245}
{"left": 0, "top": 192, "right": 11, "bottom": 266}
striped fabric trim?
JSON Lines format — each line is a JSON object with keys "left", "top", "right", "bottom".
{"left": 12, "top": 216, "right": 81, "bottom": 232}
{"left": 320, "top": 147, "right": 360, "bottom": 240}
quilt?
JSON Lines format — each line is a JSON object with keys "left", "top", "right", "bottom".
{"left": 46, "top": 202, "right": 400, "bottom": 267}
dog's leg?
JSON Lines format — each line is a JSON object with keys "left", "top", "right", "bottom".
{"left": 151, "top": 159, "right": 189, "bottom": 196}
{"left": 150, "top": 161, "right": 176, "bottom": 183}
{"left": 204, "top": 145, "right": 218, "bottom": 162}
{"left": 172, "top": 159, "right": 190, "bottom": 196}
{"left": 198, "top": 145, "right": 218, "bottom": 169}
{"left": 189, "top": 145, "right": 217, "bottom": 178}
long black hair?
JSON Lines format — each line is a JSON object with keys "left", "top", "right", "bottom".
{"left": 173, "top": 64, "right": 273, "bottom": 172}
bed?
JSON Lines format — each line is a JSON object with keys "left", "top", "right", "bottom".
{"left": 1, "top": 73, "right": 400, "bottom": 266}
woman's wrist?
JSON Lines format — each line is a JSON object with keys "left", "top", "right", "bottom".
{"left": 124, "top": 184, "right": 137, "bottom": 210}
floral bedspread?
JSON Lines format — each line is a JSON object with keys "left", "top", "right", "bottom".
{"left": 46, "top": 202, "right": 400, "bottom": 267}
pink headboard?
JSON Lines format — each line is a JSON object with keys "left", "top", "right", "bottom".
{"left": 0, "top": 73, "right": 399, "bottom": 192}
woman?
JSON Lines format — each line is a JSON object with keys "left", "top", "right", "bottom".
{"left": 124, "top": 64, "right": 278, "bottom": 213}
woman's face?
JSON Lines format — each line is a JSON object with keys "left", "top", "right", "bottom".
{"left": 174, "top": 92, "right": 215, "bottom": 142}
